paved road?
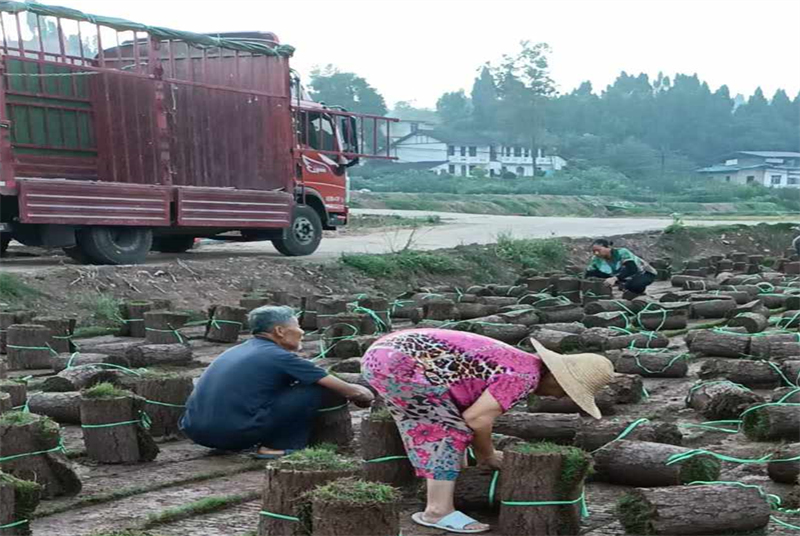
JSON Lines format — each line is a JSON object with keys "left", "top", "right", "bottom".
{"left": 0, "top": 209, "right": 785, "bottom": 273}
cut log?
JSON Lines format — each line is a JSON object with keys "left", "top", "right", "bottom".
{"left": 528, "top": 392, "right": 615, "bottom": 416}
{"left": 582, "top": 312, "right": 629, "bottom": 329}
{"left": 579, "top": 328, "right": 669, "bottom": 352}
{"left": 525, "top": 330, "right": 581, "bottom": 353}
{"left": 727, "top": 312, "right": 768, "bottom": 333}
{"left": 454, "top": 467, "right": 503, "bottom": 512}
{"left": 41, "top": 365, "right": 120, "bottom": 393}
{"left": 360, "top": 413, "right": 414, "bottom": 486}
{"left": 499, "top": 444, "right": 591, "bottom": 536}
{"left": 356, "top": 297, "right": 392, "bottom": 333}
{"left": 69, "top": 339, "right": 144, "bottom": 358}
{"left": 0, "top": 393, "right": 10, "bottom": 414}
{"left": 422, "top": 299, "right": 458, "bottom": 321}
{"left": 760, "top": 292, "right": 788, "bottom": 309}
{"left": 80, "top": 391, "right": 159, "bottom": 463}
{"left": 689, "top": 299, "right": 736, "bottom": 319}
{"left": 50, "top": 352, "right": 106, "bottom": 373}
{"left": 749, "top": 333, "right": 800, "bottom": 361}
{"left": 584, "top": 299, "right": 635, "bottom": 315}
{"left": 476, "top": 296, "right": 517, "bottom": 307}
{"left": 775, "top": 309, "right": 800, "bottom": 329}
{"left": 205, "top": 305, "right": 246, "bottom": 343}
{"left": 493, "top": 413, "right": 581, "bottom": 444}
{"left": 0, "top": 412, "right": 82, "bottom": 498}
{"left": 299, "top": 295, "right": 326, "bottom": 330}
{"left": 257, "top": 455, "right": 359, "bottom": 536}
{"left": 6, "top": 325, "right": 52, "bottom": 370}
{"left": 573, "top": 421, "right": 682, "bottom": 452}
{"left": 580, "top": 279, "right": 612, "bottom": 304}
{"left": 712, "top": 290, "right": 751, "bottom": 304}
{"left": 698, "top": 359, "right": 782, "bottom": 389}
{"left": 455, "top": 303, "right": 499, "bottom": 320}
{"left": 742, "top": 403, "right": 800, "bottom": 441}
{"left": 635, "top": 307, "right": 688, "bottom": 331}
{"left": 107, "top": 343, "right": 193, "bottom": 368}
{"left": 725, "top": 299, "right": 770, "bottom": 319}
{"left": 35, "top": 317, "right": 76, "bottom": 354}
{"left": 767, "top": 442, "right": 800, "bottom": 484}
{"left": 592, "top": 440, "right": 720, "bottom": 486}
{"left": 683, "top": 279, "right": 720, "bottom": 291}
{"left": 309, "top": 391, "right": 353, "bottom": 447}
{"left": 143, "top": 311, "right": 189, "bottom": 345}
{"left": 26, "top": 392, "right": 81, "bottom": 424}
{"left": 306, "top": 477, "right": 401, "bottom": 536}
{"left": 685, "top": 381, "right": 764, "bottom": 420}
{"left": 525, "top": 277, "right": 553, "bottom": 293}
{"left": 118, "top": 301, "right": 153, "bottom": 338}
{"left": 497, "top": 308, "right": 540, "bottom": 326}
{"left": 617, "top": 484, "right": 770, "bottom": 535}
{"left": 0, "top": 471, "right": 42, "bottom": 536}
{"left": 671, "top": 274, "right": 704, "bottom": 288}
{"left": 122, "top": 373, "right": 193, "bottom": 438}
{"left": 0, "top": 382, "right": 26, "bottom": 409}
{"left": 536, "top": 305, "right": 585, "bottom": 324}
{"left": 321, "top": 315, "right": 365, "bottom": 359}
{"left": 610, "top": 350, "right": 688, "bottom": 378}
{"left": 530, "top": 323, "right": 586, "bottom": 335}
{"left": 782, "top": 360, "right": 800, "bottom": 387}
{"left": 555, "top": 277, "right": 582, "bottom": 304}
{"left": 687, "top": 329, "right": 750, "bottom": 358}
{"left": 0, "top": 311, "right": 35, "bottom": 355}
{"left": 469, "top": 323, "right": 528, "bottom": 345}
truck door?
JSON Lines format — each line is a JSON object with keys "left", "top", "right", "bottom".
{"left": 296, "top": 110, "right": 348, "bottom": 218}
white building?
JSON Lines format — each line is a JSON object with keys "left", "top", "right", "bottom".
{"left": 697, "top": 151, "right": 800, "bottom": 188}
{"left": 390, "top": 130, "right": 566, "bottom": 177}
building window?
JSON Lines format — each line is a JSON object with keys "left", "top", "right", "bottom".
{"left": 501, "top": 166, "right": 507, "bottom": 173}
{"left": 514, "top": 147, "right": 522, "bottom": 157}
{"left": 505, "top": 147, "right": 511, "bottom": 157}
{"left": 490, "top": 169, "right": 496, "bottom": 177}
{"left": 469, "top": 146, "right": 477, "bottom": 157}
{"left": 460, "top": 146, "right": 466, "bottom": 157}
{"left": 789, "top": 177, "right": 799, "bottom": 185}
{"left": 725, "top": 177, "right": 731, "bottom": 182}
{"left": 447, "top": 145, "right": 455, "bottom": 156}
{"left": 448, "top": 164, "right": 455, "bottom": 174}
{"left": 516, "top": 166, "right": 525, "bottom": 176}
{"left": 469, "top": 165, "right": 476, "bottom": 175}
{"left": 460, "top": 165, "right": 466, "bottom": 176}
{"left": 524, "top": 148, "right": 530, "bottom": 158}
{"left": 746, "top": 176, "right": 755, "bottom": 184}
{"left": 771, "top": 175, "right": 782, "bottom": 185}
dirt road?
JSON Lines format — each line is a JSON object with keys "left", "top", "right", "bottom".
{"left": 0, "top": 210, "right": 784, "bottom": 273}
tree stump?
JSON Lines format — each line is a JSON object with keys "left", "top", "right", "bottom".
{"left": 26, "top": 392, "right": 81, "bottom": 424}
{"left": 41, "top": 365, "right": 120, "bottom": 392}
{"left": 0, "top": 472, "right": 42, "bottom": 536}
{"left": 686, "top": 381, "right": 764, "bottom": 420}
{"left": 79, "top": 387, "right": 159, "bottom": 463}
{"left": 299, "top": 295, "right": 325, "bottom": 330}
{"left": 580, "top": 279, "right": 612, "bottom": 304}
{"left": 143, "top": 311, "right": 189, "bottom": 345}
{"left": 617, "top": 484, "right": 770, "bottom": 535}
{"left": 6, "top": 325, "right": 52, "bottom": 370}
{"left": 0, "top": 382, "right": 26, "bottom": 409}
{"left": 309, "top": 391, "right": 353, "bottom": 447}
{"left": 321, "top": 315, "right": 364, "bottom": 359}
{"left": 35, "top": 317, "right": 76, "bottom": 354}
{"left": 241, "top": 296, "right": 273, "bottom": 312}
{"left": 609, "top": 350, "right": 688, "bottom": 378}
{"left": 555, "top": 277, "right": 582, "bottom": 304}
{"left": 573, "top": 420, "right": 682, "bottom": 452}
{"left": 469, "top": 323, "right": 528, "bottom": 345}
{"left": 536, "top": 305, "right": 585, "bottom": 324}
{"left": 422, "top": 299, "right": 458, "bottom": 321}
{"left": 493, "top": 413, "right": 581, "bottom": 444}
{"left": 50, "top": 352, "right": 106, "bottom": 373}
{"left": 305, "top": 477, "right": 401, "bottom": 536}
{"left": 584, "top": 299, "right": 635, "bottom": 315}
{"left": 454, "top": 467, "right": 504, "bottom": 512}
{"left": 0, "top": 312, "right": 35, "bottom": 355}
{"left": 767, "top": 442, "right": 800, "bottom": 484}
{"left": 122, "top": 373, "right": 193, "bottom": 438}
{"left": 499, "top": 443, "right": 591, "bottom": 536}
{"left": 205, "top": 305, "right": 246, "bottom": 343}
{"left": 727, "top": 312, "right": 768, "bottom": 333}
{"left": 687, "top": 329, "right": 750, "bottom": 358}
{"left": 582, "top": 312, "right": 629, "bottom": 329}
{"left": 0, "top": 412, "right": 82, "bottom": 498}
{"left": 0, "top": 393, "right": 10, "bottom": 415}
{"left": 106, "top": 343, "right": 192, "bottom": 368}
{"left": 388, "top": 301, "right": 421, "bottom": 323}
{"left": 258, "top": 451, "right": 359, "bottom": 536}
{"left": 526, "top": 277, "right": 553, "bottom": 293}
{"left": 689, "top": 299, "right": 736, "bottom": 319}
{"left": 117, "top": 301, "right": 153, "bottom": 338}
{"left": 593, "top": 440, "right": 719, "bottom": 487}
{"left": 526, "top": 330, "right": 581, "bottom": 353}
{"left": 360, "top": 412, "right": 414, "bottom": 486}
{"left": 698, "top": 359, "right": 782, "bottom": 388}
{"left": 742, "top": 403, "right": 800, "bottom": 441}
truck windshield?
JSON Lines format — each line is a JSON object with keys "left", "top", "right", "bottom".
{"left": 299, "top": 112, "right": 337, "bottom": 152}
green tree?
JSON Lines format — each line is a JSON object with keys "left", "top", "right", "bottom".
{"left": 391, "top": 101, "right": 438, "bottom": 123}
{"left": 308, "top": 65, "right": 388, "bottom": 116}
{"left": 471, "top": 66, "right": 498, "bottom": 130}
{"left": 436, "top": 90, "right": 472, "bottom": 125}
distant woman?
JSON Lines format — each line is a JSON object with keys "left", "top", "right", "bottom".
{"left": 585, "top": 238, "right": 657, "bottom": 298}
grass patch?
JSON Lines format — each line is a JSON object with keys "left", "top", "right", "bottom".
{"left": 79, "top": 293, "right": 123, "bottom": 328}
{"left": 82, "top": 382, "right": 129, "bottom": 399}
{"left": 138, "top": 492, "right": 257, "bottom": 530}
{"left": 90, "top": 532, "right": 161, "bottom": 536}
{"left": 341, "top": 249, "right": 461, "bottom": 278}
{"left": 509, "top": 442, "right": 592, "bottom": 496}
{"left": 275, "top": 446, "right": 358, "bottom": 472}
{"left": 368, "top": 408, "right": 393, "bottom": 422}
{"left": 348, "top": 214, "right": 442, "bottom": 229}
{"left": 0, "top": 472, "right": 42, "bottom": 522}
{"left": 73, "top": 326, "right": 121, "bottom": 339}
{"left": 617, "top": 491, "right": 655, "bottom": 535}
{"left": 0, "top": 410, "right": 59, "bottom": 436}
{"left": 308, "top": 477, "right": 399, "bottom": 505}
{"left": 742, "top": 407, "right": 771, "bottom": 440}
{"left": 677, "top": 455, "right": 720, "bottom": 484}
{"left": 494, "top": 235, "right": 567, "bottom": 271}
{"left": 0, "top": 273, "right": 44, "bottom": 306}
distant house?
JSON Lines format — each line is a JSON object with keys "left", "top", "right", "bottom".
{"left": 389, "top": 130, "right": 566, "bottom": 177}
{"left": 697, "top": 151, "right": 800, "bottom": 188}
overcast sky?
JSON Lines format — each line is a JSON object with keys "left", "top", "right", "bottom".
{"left": 59, "top": 0, "right": 800, "bottom": 109}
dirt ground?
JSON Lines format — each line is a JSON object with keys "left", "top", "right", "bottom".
{"left": 2, "top": 222, "right": 799, "bottom": 535}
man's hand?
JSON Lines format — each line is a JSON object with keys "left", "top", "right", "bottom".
{"left": 348, "top": 384, "right": 375, "bottom": 408}
{"left": 477, "top": 449, "right": 504, "bottom": 470}
{"left": 604, "top": 277, "right": 617, "bottom": 287}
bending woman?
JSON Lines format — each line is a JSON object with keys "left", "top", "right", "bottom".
{"left": 585, "top": 238, "right": 657, "bottom": 298}
{"left": 362, "top": 329, "right": 613, "bottom": 534}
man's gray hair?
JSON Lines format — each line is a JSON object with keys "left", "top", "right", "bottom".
{"left": 248, "top": 305, "right": 296, "bottom": 335}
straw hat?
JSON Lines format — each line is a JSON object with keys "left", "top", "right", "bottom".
{"left": 528, "top": 337, "right": 615, "bottom": 419}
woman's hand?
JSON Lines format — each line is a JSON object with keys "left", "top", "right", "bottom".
{"left": 604, "top": 276, "right": 617, "bottom": 287}
{"left": 477, "top": 449, "right": 504, "bottom": 470}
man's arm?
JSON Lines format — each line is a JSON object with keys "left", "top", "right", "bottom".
{"left": 317, "top": 375, "right": 374, "bottom": 407}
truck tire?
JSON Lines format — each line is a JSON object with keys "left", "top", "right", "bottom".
{"left": 272, "top": 205, "right": 322, "bottom": 256}
{"left": 73, "top": 226, "right": 153, "bottom": 265}
{"left": 152, "top": 236, "right": 195, "bottom": 253}
{"left": 62, "top": 245, "right": 93, "bottom": 264}
{"left": 0, "top": 232, "right": 10, "bottom": 256}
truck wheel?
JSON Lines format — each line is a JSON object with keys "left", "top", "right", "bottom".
{"left": 0, "top": 233, "right": 10, "bottom": 256}
{"left": 272, "top": 205, "right": 322, "bottom": 256}
{"left": 62, "top": 245, "right": 93, "bottom": 264}
{"left": 74, "top": 226, "right": 153, "bottom": 265}
{"left": 152, "top": 236, "right": 195, "bottom": 253}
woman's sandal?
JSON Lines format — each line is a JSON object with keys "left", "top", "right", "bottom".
{"left": 249, "top": 448, "right": 296, "bottom": 460}
{"left": 411, "top": 511, "right": 490, "bottom": 534}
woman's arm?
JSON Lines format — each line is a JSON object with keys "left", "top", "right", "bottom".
{"left": 462, "top": 390, "right": 505, "bottom": 466}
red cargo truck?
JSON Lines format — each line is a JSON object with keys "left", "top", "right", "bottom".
{"left": 0, "top": 2, "right": 395, "bottom": 264}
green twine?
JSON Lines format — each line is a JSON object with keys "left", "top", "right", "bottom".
{"left": 364, "top": 455, "right": 409, "bottom": 463}
{"left": 501, "top": 490, "right": 589, "bottom": 518}
{"left": 633, "top": 352, "right": 688, "bottom": 374}
{"left": 315, "top": 323, "right": 360, "bottom": 361}
{"left": 0, "top": 520, "right": 28, "bottom": 530}
{"left": 6, "top": 343, "right": 58, "bottom": 356}
{"left": 351, "top": 306, "right": 389, "bottom": 332}
{"left": 145, "top": 399, "right": 186, "bottom": 408}
{"left": 772, "top": 516, "right": 800, "bottom": 530}
{"left": 0, "top": 439, "right": 66, "bottom": 463}
{"left": 210, "top": 318, "right": 244, "bottom": 330}
{"left": 144, "top": 327, "right": 185, "bottom": 343}
{"left": 259, "top": 510, "right": 300, "bottom": 522}
{"left": 317, "top": 403, "right": 348, "bottom": 413}
{"left": 488, "top": 470, "right": 499, "bottom": 507}
{"left": 81, "top": 411, "right": 151, "bottom": 430}
{"left": 678, "top": 420, "right": 742, "bottom": 433}
{"left": 591, "top": 418, "right": 651, "bottom": 453}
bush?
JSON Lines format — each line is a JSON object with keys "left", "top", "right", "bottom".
{"left": 340, "top": 250, "right": 462, "bottom": 278}
{"left": 494, "top": 235, "right": 567, "bottom": 270}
